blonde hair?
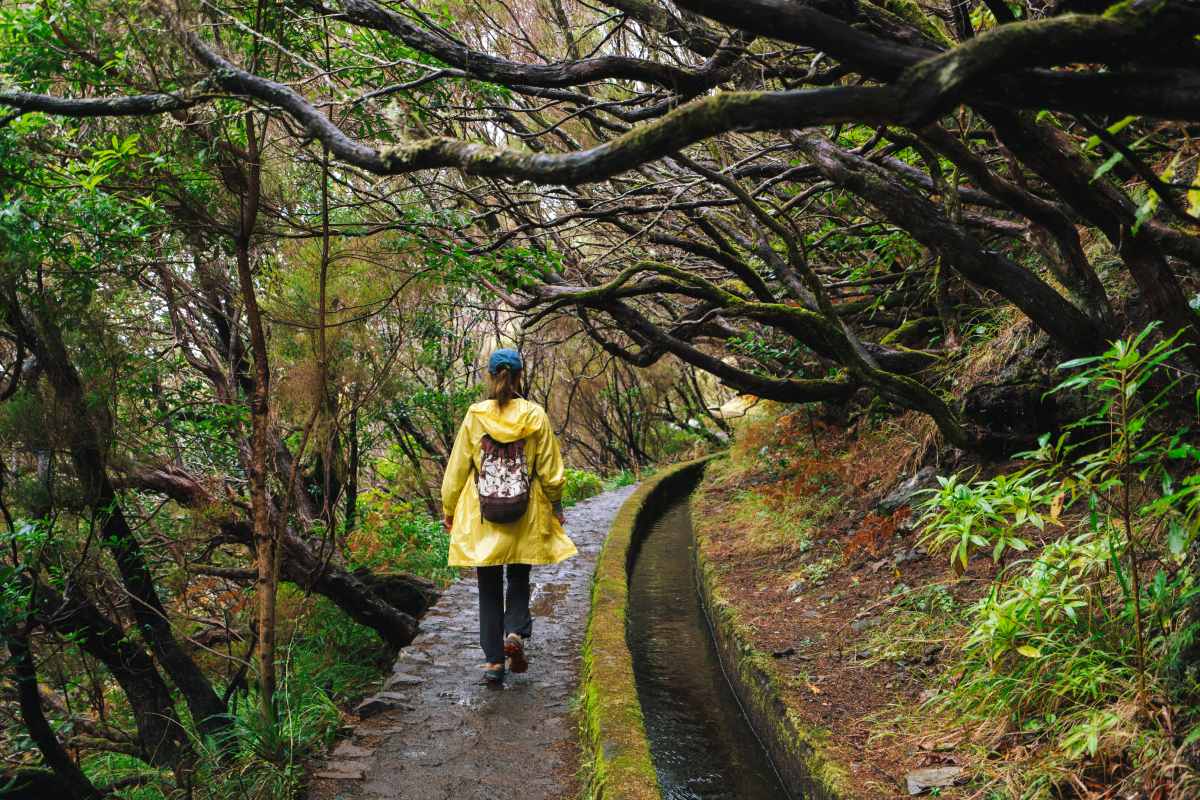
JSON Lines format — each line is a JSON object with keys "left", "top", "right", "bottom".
{"left": 488, "top": 367, "right": 522, "bottom": 409}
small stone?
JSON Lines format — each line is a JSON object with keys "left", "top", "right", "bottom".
{"left": 879, "top": 466, "right": 938, "bottom": 513}
{"left": 314, "top": 763, "right": 367, "bottom": 780}
{"left": 905, "top": 766, "right": 964, "bottom": 795}
{"left": 384, "top": 670, "right": 424, "bottom": 690}
{"left": 354, "top": 693, "right": 413, "bottom": 718}
{"left": 331, "top": 742, "right": 374, "bottom": 759}
{"left": 851, "top": 615, "right": 881, "bottom": 632}
{"left": 787, "top": 580, "right": 804, "bottom": 594}
{"left": 893, "top": 547, "right": 928, "bottom": 566}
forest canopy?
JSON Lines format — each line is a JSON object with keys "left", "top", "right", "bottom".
{"left": 3, "top": 0, "right": 1200, "bottom": 796}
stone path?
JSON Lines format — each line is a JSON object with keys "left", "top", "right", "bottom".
{"left": 308, "top": 485, "right": 637, "bottom": 800}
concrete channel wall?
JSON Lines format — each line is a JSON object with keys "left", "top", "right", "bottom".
{"left": 692, "top": 473, "right": 849, "bottom": 800}
{"left": 578, "top": 457, "right": 712, "bottom": 800}
{"left": 579, "top": 453, "right": 845, "bottom": 800}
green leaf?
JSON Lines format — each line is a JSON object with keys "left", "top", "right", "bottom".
{"left": 1083, "top": 115, "right": 1136, "bottom": 153}
{"left": 1091, "top": 151, "right": 1124, "bottom": 182}
{"left": 1016, "top": 644, "right": 1042, "bottom": 658}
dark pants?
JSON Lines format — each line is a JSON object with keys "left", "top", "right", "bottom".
{"left": 476, "top": 564, "right": 533, "bottom": 664}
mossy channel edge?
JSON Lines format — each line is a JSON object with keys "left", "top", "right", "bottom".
{"left": 579, "top": 453, "right": 850, "bottom": 799}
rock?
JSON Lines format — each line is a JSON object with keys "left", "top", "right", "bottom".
{"left": 384, "top": 670, "right": 424, "bottom": 690}
{"left": 893, "top": 547, "right": 927, "bottom": 567}
{"left": 354, "top": 692, "right": 414, "bottom": 718}
{"left": 331, "top": 741, "right": 374, "bottom": 759}
{"left": 787, "top": 580, "right": 804, "bottom": 594}
{"left": 399, "top": 648, "right": 433, "bottom": 664}
{"left": 962, "top": 379, "right": 1057, "bottom": 456}
{"left": 315, "top": 763, "right": 367, "bottom": 781}
{"left": 878, "top": 466, "right": 937, "bottom": 513}
{"left": 905, "top": 766, "right": 965, "bottom": 795}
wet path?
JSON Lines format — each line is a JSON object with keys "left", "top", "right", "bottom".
{"left": 308, "top": 485, "right": 637, "bottom": 800}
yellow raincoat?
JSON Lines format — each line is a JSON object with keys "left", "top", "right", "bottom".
{"left": 442, "top": 398, "right": 577, "bottom": 567}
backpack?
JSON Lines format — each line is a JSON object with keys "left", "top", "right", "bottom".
{"left": 476, "top": 434, "right": 532, "bottom": 523}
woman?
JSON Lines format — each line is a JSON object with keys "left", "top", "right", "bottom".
{"left": 441, "top": 348, "right": 576, "bottom": 684}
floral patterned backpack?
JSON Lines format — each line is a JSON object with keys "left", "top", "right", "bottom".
{"left": 476, "top": 434, "right": 532, "bottom": 523}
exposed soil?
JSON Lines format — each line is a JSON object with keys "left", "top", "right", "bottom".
{"left": 693, "top": 419, "right": 1004, "bottom": 798}
{"left": 306, "top": 485, "right": 636, "bottom": 800}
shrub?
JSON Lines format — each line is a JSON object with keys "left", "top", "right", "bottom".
{"left": 562, "top": 468, "right": 604, "bottom": 507}
{"left": 346, "top": 489, "right": 455, "bottom": 583}
{"left": 603, "top": 468, "right": 637, "bottom": 490}
{"left": 913, "top": 324, "right": 1200, "bottom": 797}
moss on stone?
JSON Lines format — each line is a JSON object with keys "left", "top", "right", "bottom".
{"left": 691, "top": 482, "right": 849, "bottom": 800}
{"left": 577, "top": 457, "right": 717, "bottom": 800}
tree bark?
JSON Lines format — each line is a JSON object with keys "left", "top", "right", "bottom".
{"left": 0, "top": 295, "right": 229, "bottom": 741}
{"left": 233, "top": 114, "right": 277, "bottom": 722}
{"left": 28, "top": 581, "right": 190, "bottom": 770}
{"left": 9, "top": 627, "right": 103, "bottom": 799}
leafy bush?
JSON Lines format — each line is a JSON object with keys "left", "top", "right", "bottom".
{"left": 918, "top": 469, "right": 1057, "bottom": 572}
{"left": 346, "top": 489, "right": 455, "bottom": 584}
{"left": 916, "top": 324, "right": 1200, "bottom": 797}
{"left": 603, "top": 468, "right": 638, "bottom": 490}
{"left": 562, "top": 468, "right": 604, "bottom": 507}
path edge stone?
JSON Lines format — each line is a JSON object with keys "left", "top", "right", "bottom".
{"left": 578, "top": 455, "right": 717, "bottom": 800}
{"left": 692, "top": 453, "right": 850, "bottom": 800}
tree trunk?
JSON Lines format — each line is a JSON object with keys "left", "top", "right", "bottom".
{"left": 1, "top": 298, "right": 230, "bottom": 741}
{"left": 29, "top": 581, "right": 190, "bottom": 770}
{"left": 985, "top": 110, "right": 1200, "bottom": 367}
{"left": 234, "top": 113, "right": 277, "bottom": 722}
{"left": 9, "top": 627, "right": 103, "bottom": 799}
{"left": 345, "top": 403, "right": 359, "bottom": 533}
{"left": 794, "top": 133, "right": 1104, "bottom": 355}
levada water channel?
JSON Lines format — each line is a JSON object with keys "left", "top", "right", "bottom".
{"left": 627, "top": 491, "right": 793, "bottom": 799}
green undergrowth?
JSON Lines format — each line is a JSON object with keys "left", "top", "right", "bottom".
{"left": 349, "top": 489, "right": 457, "bottom": 583}
{"left": 79, "top": 494, "right": 454, "bottom": 799}
{"left": 564, "top": 467, "right": 605, "bottom": 506}
{"left": 82, "top": 587, "right": 388, "bottom": 799}
{"left": 876, "top": 324, "right": 1200, "bottom": 798}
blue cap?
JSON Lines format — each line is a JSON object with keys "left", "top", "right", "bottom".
{"left": 488, "top": 348, "right": 523, "bottom": 374}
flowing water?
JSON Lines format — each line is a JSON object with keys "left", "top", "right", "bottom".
{"left": 627, "top": 494, "right": 793, "bottom": 800}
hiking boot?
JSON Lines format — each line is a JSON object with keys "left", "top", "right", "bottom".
{"left": 504, "top": 633, "right": 528, "bottom": 673}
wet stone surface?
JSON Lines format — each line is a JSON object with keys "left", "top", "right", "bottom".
{"left": 308, "top": 485, "right": 636, "bottom": 800}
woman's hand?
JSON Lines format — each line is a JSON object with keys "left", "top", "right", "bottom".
{"left": 443, "top": 515, "right": 453, "bottom": 532}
